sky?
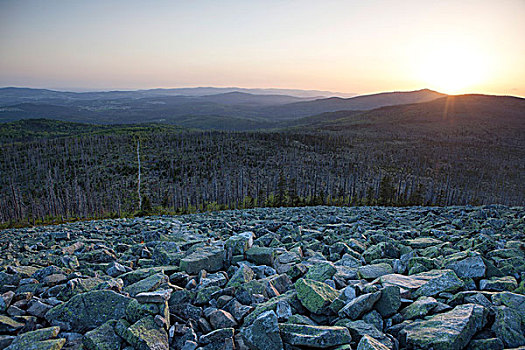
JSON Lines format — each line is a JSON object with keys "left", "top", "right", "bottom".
{"left": 1, "top": 0, "right": 524, "bottom": 96}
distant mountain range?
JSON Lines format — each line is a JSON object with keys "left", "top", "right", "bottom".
{"left": 1, "top": 87, "right": 523, "bottom": 131}
{"left": 0, "top": 86, "right": 354, "bottom": 105}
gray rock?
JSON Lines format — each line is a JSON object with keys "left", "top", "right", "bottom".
{"left": 375, "top": 285, "right": 400, "bottom": 318}
{"left": 401, "top": 303, "right": 488, "bottom": 350}
{"left": 358, "top": 263, "right": 393, "bottom": 280}
{"left": 209, "top": 309, "right": 238, "bottom": 329}
{"left": 339, "top": 292, "right": 381, "bottom": 320}
{"left": 400, "top": 296, "right": 438, "bottom": 320}
{"left": 5, "top": 326, "right": 64, "bottom": 350}
{"left": 83, "top": 320, "right": 122, "bottom": 350}
{"left": 279, "top": 323, "right": 351, "bottom": 348}
{"left": 480, "top": 276, "right": 518, "bottom": 291}
{"left": 246, "top": 247, "right": 276, "bottom": 267}
{"left": 225, "top": 232, "right": 254, "bottom": 255}
{"left": 180, "top": 247, "right": 224, "bottom": 274}
{"left": 357, "top": 335, "right": 391, "bottom": 350}
{"left": 240, "top": 310, "right": 283, "bottom": 350}
{"left": 295, "top": 278, "right": 339, "bottom": 314}
{"left": 446, "top": 255, "right": 486, "bottom": 278}
{"left": 45, "top": 290, "right": 133, "bottom": 332}
{"left": 491, "top": 305, "right": 525, "bottom": 347}
{"left": 116, "top": 316, "right": 169, "bottom": 350}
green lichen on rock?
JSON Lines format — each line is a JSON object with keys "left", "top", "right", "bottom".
{"left": 179, "top": 247, "right": 224, "bottom": 274}
{"left": 295, "top": 278, "right": 339, "bottom": 314}
{"left": 246, "top": 246, "right": 276, "bottom": 266}
{"left": 305, "top": 262, "right": 336, "bottom": 281}
{"left": 226, "top": 264, "right": 254, "bottom": 288}
{"left": 83, "top": 320, "right": 122, "bottom": 350}
{"left": 402, "top": 303, "right": 487, "bottom": 350}
{"left": 117, "top": 316, "right": 169, "bottom": 350}
{"left": 123, "top": 273, "right": 168, "bottom": 297}
{"left": 45, "top": 290, "right": 133, "bottom": 332}
{"left": 279, "top": 323, "right": 351, "bottom": 348}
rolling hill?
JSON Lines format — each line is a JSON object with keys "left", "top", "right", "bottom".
{"left": 0, "top": 87, "right": 449, "bottom": 128}
{"left": 265, "top": 88, "right": 446, "bottom": 119}
{"left": 304, "top": 94, "right": 525, "bottom": 140}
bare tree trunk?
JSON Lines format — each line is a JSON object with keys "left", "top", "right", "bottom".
{"left": 137, "top": 139, "right": 142, "bottom": 211}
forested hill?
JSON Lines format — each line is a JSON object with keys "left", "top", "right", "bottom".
{"left": 1, "top": 91, "right": 524, "bottom": 227}
{"left": 0, "top": 88, "right": 445, "bottom": 127}
{"left": 299, "top": 94, "right": 525, "bottom": 141}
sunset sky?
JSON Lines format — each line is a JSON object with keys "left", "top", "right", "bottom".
{"left": 1, "top": 0, "right": 524, "bottom": 96}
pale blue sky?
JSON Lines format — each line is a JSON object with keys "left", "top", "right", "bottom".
{"left": 1, "top": 0, "right": 524, "bottom": 95}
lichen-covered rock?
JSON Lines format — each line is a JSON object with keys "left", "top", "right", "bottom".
{"left": 401, "top": 296, "right": 439, "bottom": 320}
{"left": 0, "top": 315, "right": 24, "bottom": 333}
{"left": 279, "top": 323, "right": 351, "bottom": 348}
{"left": 357, "top": 335, "right": 391, "bottom": 350}
{"left": 480, "top": 276, "right": 518, "bottom": 291}
{"left": 491, "top": 305, "right": 525, "bottom": 347}
{"left": 1, "top": 205, "right": 524, "bottom": 350}
{"left": 445, "top": 254, "right": 486, "bottom": 278}
{"left": 123, "top": 273, "right": 169, "bottom": 297}
{"left": 246, "top": 246, "right": 276, "bottom": 266}
{"left": 226, "top": 264, "right": 254, "bottom": 288}
{"left": 180, "top": 247, "right": 224, "bottom": 274}
{"left": 243, "top": 291, "right": 297, "bottom": 325}
{"left": 45, "top": 290, "right": 133, "bottom": 332}
{"left": 305, "top": 262, "right": 336, "bottom": 281}
{"left": 401, "top": 304, "right": 488, "bottom": 350}
{"left": 381, "top": 269, "right": 463, "bottom": 297}
{"left": 295, "top": 278, "right": 339, "bottom": 314}
{"left": 240, "top": 310, "right": 283, "bottom": 350}
{"left": 339, "top": 292, "right": 381, "bottom": 320}
{"left": 358, "top": 263, "right": 393, "bottom": 280}
{"left": 375, "top": 285, "right": 400, "bottom": 317}
{"left": 338, "top": 320, "right": 393, "bottom": 348}
{"left": 5, "top": 326, "right": 64, "bottom": 350}
{"left": 116, "top": 316, "right": 169, "bottom": 350}
{"left": 82, "top": 320, "right": 122, "bottom": 350}
{"left": 225, "top": 232, "right": 254, "bottom": 255}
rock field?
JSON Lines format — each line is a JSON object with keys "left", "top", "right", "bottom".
{"left": 0, "top": 205, "right": 524, "bottom": 350}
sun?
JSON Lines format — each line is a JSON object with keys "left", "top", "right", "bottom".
{"left": 417, "top": 43, "right": 489, "bottom": 94}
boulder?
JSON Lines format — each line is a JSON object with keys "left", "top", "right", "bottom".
{"left": 358, "top": 263, "right": 393, "bottom": 280}
{"left": 295, "top": 278, "right": 339, "bottom": 314}
{"left": 279, "top": 323, "right": 351, "bottom": 348}
{"left": 180, "top": 247, "right": 224, "bottom": 274}
{"left": 339, "top": 292, "right": 381, "bottom": 320}
{"left": 305, "top": 262, "right": 336, "bottom": 281}
{"left": 375, "top": 285, "right": 401, "bottom": 317}
{"left": 380, "top": 269, "right": 463, "bottom": 297}
{"left": 226, "top": 264, "right": 254, "bottom": 288}
{"left": 445, "top": 255, "right": 486, "bottom": 278}
{"left": 357, "top": 335, "right": 391, "bottom": 350}
{"left": 83, "top": 320, "right": 122, "bottom": 350}
{"left": 45, "top": 290, "right": 133, "bottom": 332}
{"left": 491, "top": 305, "right": 525, "bottom": 347}
{"left": 401, "top": 304, "right": 487, "bottom": 350}
{"left": 123, "top": 273, "right": 169, "bottom": 297}
{"left": 400, "top": 296, "right": 439, "bottom": 320}
{"left": 240, "top": 310, "right": 283, "bottom": 350}
{"left": 246, "top": 247, "right": 276, "bottom": 267}
{"left": 116, "top": 316, "right": 169, "bottom": 350}
{"left": 225, "top": 232, "right": 254, "bottom": 255}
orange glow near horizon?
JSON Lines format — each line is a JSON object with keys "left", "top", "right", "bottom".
{"left": 0, "top": 1, "right": 524, "bottom": 97}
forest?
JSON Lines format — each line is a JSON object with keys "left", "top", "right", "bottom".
{"left": 1, "top": 116, "right": 523, "bottom": 228}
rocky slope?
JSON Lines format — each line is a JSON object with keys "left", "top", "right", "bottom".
{"left": 0, "top": 205, "right": 524, "bottom": 350}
